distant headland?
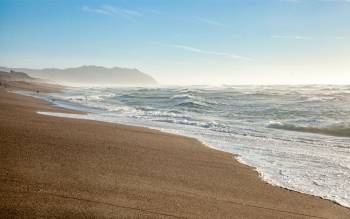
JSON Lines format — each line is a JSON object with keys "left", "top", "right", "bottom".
{"left": 0, "top": 66, "right": 157, "bottom": 86}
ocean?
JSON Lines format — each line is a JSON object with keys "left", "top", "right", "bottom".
{"left": 20, "top": 85, "right": 350, "bottom": 208}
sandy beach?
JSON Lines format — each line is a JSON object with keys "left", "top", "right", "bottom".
{"left": 1, "top": 83, "right": 350, "bottom": 218}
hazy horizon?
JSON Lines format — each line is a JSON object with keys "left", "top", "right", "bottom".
{"left": 1, "top": 0, "right": 350, "bottom": 85}
{"left": 4, "top": 65, "right": 350, "bottom": 86}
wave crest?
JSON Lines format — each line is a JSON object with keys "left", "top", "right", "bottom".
{"left": 268, "top": 122, "right": 350, "bottom": 138}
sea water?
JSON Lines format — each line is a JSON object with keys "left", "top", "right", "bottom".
{"left": 20, "top": 85, "right": 350, "bottom": 208}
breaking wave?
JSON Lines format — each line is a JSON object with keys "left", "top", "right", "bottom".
{"left": 268, "top": 122, "right": 350, "bottom": 138}
{"left": 26, "top": 85, "right": 350, "bottom": 208}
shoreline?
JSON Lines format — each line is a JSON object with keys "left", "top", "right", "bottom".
{"left": 29, "top": 102, "right": 350, "bottom": 210}
{"left": 25, "top": 87, "right": 350, "bottom": 210}
{"left": 1, "top": 81, "right": 350, "bottom": 218}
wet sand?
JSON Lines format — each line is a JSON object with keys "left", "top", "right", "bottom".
{"left": 0, "top": 82, "right": 349, "bottom": 218}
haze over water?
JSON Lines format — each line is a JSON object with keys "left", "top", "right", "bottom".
{"left": 1, "top": 0, "right": 350, "bottom": 85}
{"left": 3, "top": 0, "right": 350, "bottom": 211}
{"left": 25, "top": 84, "right": 350, "bottom": 208}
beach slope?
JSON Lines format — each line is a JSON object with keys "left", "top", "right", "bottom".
{"left": 0, "top": 86, "right": 349, "bottom": 218}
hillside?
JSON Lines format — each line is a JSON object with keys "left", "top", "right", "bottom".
{"left": 1, "top": 66, "right": 157, "bottom": 86}
{"left": 0, "top": 70, "right": 35, "bottom": 82}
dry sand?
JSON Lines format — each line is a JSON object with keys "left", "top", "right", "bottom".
{"left": 0, "top": 82, "right": 349, "bottom": 218}
{"left": 0, "top": 79, "right": 64, "bottom": 93}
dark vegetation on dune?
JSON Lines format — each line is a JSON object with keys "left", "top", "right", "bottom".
{"left": 0, "top": 70, "right": 35, "bottom": 82}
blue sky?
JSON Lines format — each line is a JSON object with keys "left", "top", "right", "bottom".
{"left": 1, "top": 0, "right": 350, "bottom": 84}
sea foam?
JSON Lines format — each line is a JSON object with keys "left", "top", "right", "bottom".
{"left": 27, "top": 85, "right": 350, "bottom": 208}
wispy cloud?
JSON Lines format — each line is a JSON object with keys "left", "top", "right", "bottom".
{"left": 321, "top": 0, "right": 350, "bottom": 2}
{"left": 272, "top": 35, "right": 312, "bottom": 40}
{"left": 325, "top": 36, "right": 346, "bottom": 40}
{"left": 138, "top": 8, "right": 166, "bottom": 16}
{"left": 279, "top": 0, "right": 302, "bottom": 2}
{"left": 82, "top": 6, "right": 113, "bottom": 16}
{"left": 161, "top": 43, "right": 252, "bottom": 61}
{"left": 194, "top": 17, "right": 226, "bottom": 27}
{"left": 279, "top": 0, "right": 301, "bottom": 2}
{"left": 280, "top": 0, "right": 350, "bottom": 2}
{"left": 272, "top": 35, "right": 346, "bottom": 40}
{"left": 82, "top": 5, "right": 142, "bottom": 21}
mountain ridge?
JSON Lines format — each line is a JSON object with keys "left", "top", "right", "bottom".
{"left": 0, "top": 66, "right": 157, "bottom": 86}
{"left": 0, "top": 70, "right": 36, "bottom": 82}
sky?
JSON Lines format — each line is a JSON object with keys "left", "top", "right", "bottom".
{"left": 1, "top": 0, "right": 350, "bottom": 85}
